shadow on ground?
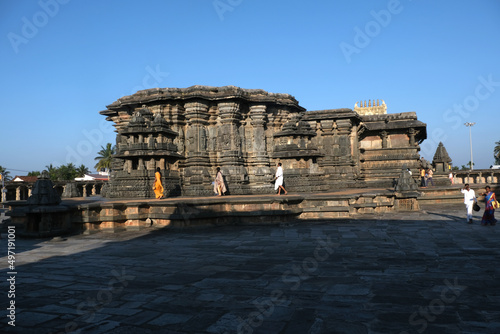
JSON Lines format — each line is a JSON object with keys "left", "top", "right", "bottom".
{"left": 0, "top": 204, "right": 499, "bottom": 334}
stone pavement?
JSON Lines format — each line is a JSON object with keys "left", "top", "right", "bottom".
{"left": 1, "top": 203, "right": 499, "bottom": 334}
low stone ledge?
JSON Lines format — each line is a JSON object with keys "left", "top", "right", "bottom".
{"left": 15, "top": 187, "right": 487, "bottom": 235}
{"left": 302, "top": 206, "right": 350, "bottom": 212}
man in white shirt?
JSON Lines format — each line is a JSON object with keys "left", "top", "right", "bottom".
{"left": 461, "top": 183, "right": 477, "bottom": 224}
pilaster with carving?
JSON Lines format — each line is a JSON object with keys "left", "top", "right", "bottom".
{"left": 216, "top": 100, "right": 249, "bottom": 193}
{"left": 184, "top": 100, "right": 210, "bottom": 167}
{"left": 182, "top": 100, "right": 212, "bottom": 195}
{"left": 249, "top": 104, "right": 269, "bottom": 165}
{"left": 380, "top": 131, "right": 389, "bottom": 149}
{"left": 217, "top": 101, "right": 243, "bottom": 165}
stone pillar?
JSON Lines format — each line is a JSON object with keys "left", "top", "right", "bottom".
{"left": 337, "top": 119, "right": 353, "bottom": 162}
{"left": 83, "top": 185, "right": 87, "bottom": 198}
{"left": 249, "top": 104, "right": 269, "bottom": 165}
{"left": 16, "top": 186, "right": 21, "bottom": 201}
{"left": 185, "top": 100, "right": 210, "bottom": 167}
{"left": 380, "top": 131, "right": 388, "bottom": 148}
{"left": 92, "top": 184, "right": 96, "bottom": 196}
{"left": 218, "top": 101, "right": 243, "bottom": 166}
{"left": 215, "top": 100, "right": 249, "bottom": 194}
{"left": 183, "top": 100, "right": 211, "bottom": 195}
{"left": 208, "top": 107, "right": 219, "bottom": 166}
{"left": 408, "top": 128, "right": 416, "bottom": 146}
{"left": 351, "top": 123, "right": 361, "bottom": 179}
{"left": 247, "top": 104, "right": 272, "bottom": 192}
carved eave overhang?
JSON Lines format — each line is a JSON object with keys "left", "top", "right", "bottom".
{"left": 359, "top": 112, "right": 427, "bottom": 141}
{"left": 119, "top": 126, "right": 178, "bottom": 137}
{"left": 273, "top": 130, "right": 316, "bottom": 137}
{"left": 271, "top": 145, "right": 324, "bottom": 159}
{"left": 274, "top": 120, "right": 316, "bottom": 138}
{"left": 100, "top": 85, "right": 306, "bottom": 117}
{"left": 115, "top": 150, "right": 185, "bottom": 159}
{"left": 303, "top": 108, "right": 362, "bottom": 122}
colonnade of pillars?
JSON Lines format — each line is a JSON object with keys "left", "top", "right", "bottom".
{"left": 2, "top": 181, "right": 105, "bottom": 202}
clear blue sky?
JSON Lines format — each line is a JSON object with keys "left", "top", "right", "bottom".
{"left": 1, "top": 0, "right": 499, "bottom": 175}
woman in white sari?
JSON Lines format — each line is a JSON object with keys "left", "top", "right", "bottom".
{"left": 214, "top": 167, "right": 227, "bottom": 196}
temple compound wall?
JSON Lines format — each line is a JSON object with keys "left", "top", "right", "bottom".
{"left": 100, "top": 86, "right": 427, "bottom": 198}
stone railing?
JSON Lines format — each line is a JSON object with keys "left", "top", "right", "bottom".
{"left": 451, "top": 169, "right": 500, "bottom": 185}
{"left": 2, "top": 180, "right": 107, "bottom": 202}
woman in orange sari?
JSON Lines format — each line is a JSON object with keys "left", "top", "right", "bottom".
{"left": 153, "top": 167, "right": 164, "bottom": 199}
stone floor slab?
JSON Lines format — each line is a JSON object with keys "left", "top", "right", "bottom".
{"left": 1, "top": 203, "right": 499, "bottom": 333}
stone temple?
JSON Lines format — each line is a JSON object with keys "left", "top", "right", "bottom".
{"left": 100, "top": 86, "right": 426, "bottom": 198}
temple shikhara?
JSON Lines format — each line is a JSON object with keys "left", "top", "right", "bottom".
{"left": 100, "top": 86, "right": 427, "bottom": 198}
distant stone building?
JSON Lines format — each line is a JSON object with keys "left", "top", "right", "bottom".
{"left": 432, "top": 142, "right": 452, "bottom": 172}
{"left": 100, "top": 86, "right": 427, "bottom": 198}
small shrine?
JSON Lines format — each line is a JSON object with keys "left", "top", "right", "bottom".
{"left": 8, "top": 171, "right": 72, "bottom": 237}
{"left": 432, "top": 142, "right": 452, "bottom": 172}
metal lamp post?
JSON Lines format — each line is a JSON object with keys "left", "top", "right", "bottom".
{"left": 464, "top": 122, "right": 476, "bottom": 170}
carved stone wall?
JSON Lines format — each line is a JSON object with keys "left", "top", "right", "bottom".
{"left": 100, "top": 86, "right": 427, "bottom": 198}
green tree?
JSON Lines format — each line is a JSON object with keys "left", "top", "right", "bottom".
{"left": 76, "top": 164, "right": 90, "bottom": 177}
{"left": 45, "top": 164, "right": 58, "bottom": 180}
{"left": 494, "top": 140, "right": 500, "bottom": 165}
{"left": 28, "top": 171, "right": 41, "bottom": 177}
{"left": 56, "top": 163, "right": 78, "bottom": 181}
{"left": 0, "top": 166, "right": 11, "bottom": 182}
{"left": 461, "top": 162, "right": 475, "bottom": 170}
{"left": 94, "top": 143, "right": 116, "bottom": 172}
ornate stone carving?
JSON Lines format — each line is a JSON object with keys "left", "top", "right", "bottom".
{"left": 354, "top": 99, "right": 387, "bottom": 115}
{"left": 100, "top": 86, "right": 427, "bottom": 197}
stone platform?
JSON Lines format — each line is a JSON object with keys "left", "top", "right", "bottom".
{"left": 69, "top": 184, "right": 500, "bottom": 234}
{"left": 1, "top": 203, "right": 499, "bottom": 333}
{"left": 7, "top": 184, "right": 498, "bottom": 236}
{"left": 74, "top": 189, "right": 399, "bottom": 234}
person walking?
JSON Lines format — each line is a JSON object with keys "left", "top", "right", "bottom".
{"left": 420, "top": 168, "right": 426, "bottom": 188}
{"left": 213, "top": 167, "right": 227, "bottom": 196}
{"left": 275, "top": 162, "right": 287, "bottom": 195}
{"left": 153, "top": 167, "right": 164, "bottom": 199}
{"left": 427, "top": 168, "right": 435, "bottom": 187}
{"left": 480, "top": 186, "right": 497, "bottom": 226}
{"left": 449, "top": 172, "right": 454, "bottom": 185}
{"left": 461, "top": 183, "right": 477, "bottom": 224}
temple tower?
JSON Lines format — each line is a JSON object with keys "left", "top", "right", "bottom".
{"left": 432, "top": 142, "right": 452, "bottom": 172}
{"left": 354, "top": 99, "right": 387, "bottom": 115}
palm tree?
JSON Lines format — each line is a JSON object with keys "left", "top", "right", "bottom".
{"left": 0, "top": 165, "right": 11, "bottom": 182}
{"left": 57, "top": 163, "right": 77, "bottom": 181}
{"left": 494, "top": 140, "right": 500, "bottom": 165}
{"left": 76, "top": 165, "right": 90, "bottom": 178}
{"left": 94, "top": 143, "right": 116, "bottom": 172}
{"left": 45, "top": 164, "right": 57, "bottom": 180}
